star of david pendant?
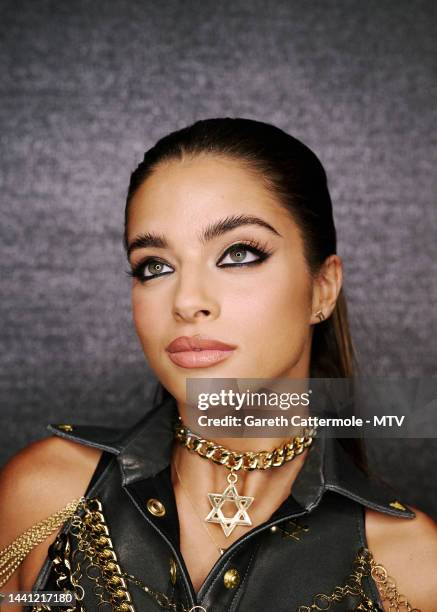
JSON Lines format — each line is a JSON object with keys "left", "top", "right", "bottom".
{"left": 204, "top": 469, "right": 254, "bottom": 537}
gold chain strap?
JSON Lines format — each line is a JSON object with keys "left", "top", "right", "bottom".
{"left": 32, "top": 497, "right": 202, "bottom": 612}
{"left": 371, "top": 563, "right": 421, "bottom": 612}
{"left": 297, "top": 547, "right": 421, "bottom": 612}
{"left": 174, "top": 420, "right": 316, "bottom": 471}
{"left": 31, "top": 529, "right": 85, "bottom": 612}
{"left": 66, "top": 497, "right": 136, "bottom": 611}
{"left": 0, "top": 497, "right": 83, "bottom": 588}
{"left": 119, "top": 571, "right": 197, "bottom": 612}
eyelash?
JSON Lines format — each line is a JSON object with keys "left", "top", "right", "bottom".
{"left": 124, "top": 239, "right": 274, "bottom": 284}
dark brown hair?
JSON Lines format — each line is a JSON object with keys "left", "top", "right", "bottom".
{"left": 123, "top": 118, "right": 367, "bottom": 472}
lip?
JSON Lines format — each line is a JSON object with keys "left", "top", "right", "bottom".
{"left": 165, "top": 335, "right": 237, "bottom": 369}
{"left": 166, "top": 335, "right": 237, "bottom": 352}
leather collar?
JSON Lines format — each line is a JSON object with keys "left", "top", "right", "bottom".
{"left": 48, "top": 391, "right": 415, "bottom": 519}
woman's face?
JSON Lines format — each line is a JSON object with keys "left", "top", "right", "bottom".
{"left": 127, "top": 155, "right": 322, "bottom": 404}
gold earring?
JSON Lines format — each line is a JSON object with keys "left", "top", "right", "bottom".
{"left": 314, "top": 310, "right": 325, "bottom": 322}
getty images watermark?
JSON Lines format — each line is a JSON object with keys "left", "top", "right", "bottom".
{"left": 183, "top": 378, "right": 437, "bottom": 438}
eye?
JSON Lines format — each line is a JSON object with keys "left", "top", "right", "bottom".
{"left": 125, "top": 258, "right": 173, "bottom": 283}
{"left": 125, "top": 239, "right": 274, "bottom": 284}
{"left": 217, "top": 240, "right": 273, "bottom": 268}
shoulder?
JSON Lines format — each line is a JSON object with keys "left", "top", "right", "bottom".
{"left": 0, "top": 434, "right": 103, "bottom": 509}
{"left": 365, "top": 505, "right": 437, "bottom": 609}
{"left": 0, "top": 435, "right": 103, "bottom": 590}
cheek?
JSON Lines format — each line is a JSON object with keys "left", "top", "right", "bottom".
{"left": 225, "top": 267, "right": 311, "bottom": 370}
{"left": 131, "top": 288, "right": 164, "bottom": 353}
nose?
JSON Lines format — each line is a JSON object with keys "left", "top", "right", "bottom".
{"left": 172, "top": 271, "right": 219, "bottom": 323}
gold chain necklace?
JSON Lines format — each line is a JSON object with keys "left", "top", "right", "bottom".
{"left": 297, "top": 546, "right": 421, "bottom": 612}
{"left": 173, "top": 418, "right": 316, "bottom": 538}
{"left": 173, "top": 459, "right": 227, "bottom": 556}
{"left": 0, "top": 497, "right": 83, "bottom": 588}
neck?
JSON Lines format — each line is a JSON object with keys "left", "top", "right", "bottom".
{"left": 171, "top": 438, "right": 310, "bottom": 496}
{"left": 170, "top": 414, "right": 314, "bottom": 535}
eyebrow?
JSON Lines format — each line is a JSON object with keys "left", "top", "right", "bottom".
{"left": 126, "top": 214, "right": 282, "bottom": 260}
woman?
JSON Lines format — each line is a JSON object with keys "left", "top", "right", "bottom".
{"left": 1, "top": 118, "right": 436, "bottom": 611}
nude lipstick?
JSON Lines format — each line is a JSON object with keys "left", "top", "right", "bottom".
{"left": 165, "top": 335, "right": 237, "bottom": 368}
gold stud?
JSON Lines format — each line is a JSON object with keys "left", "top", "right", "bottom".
{"left": 223, "top": 568, "right": 240, "bottom": 589}
{"left": 389, "top": 500, "right": 406, "bottom": 511}
{"left": 314, "top": 310, "right": 325, "bottom": 322}
{"left": 146, "top": 498, "right": 166, "bottom": 517}
{"left": 270, "top": 525, "right": 278, "bottom": 533}
{"left": 100, "top": 549, "right": 114, "bottom": 560}
{"left": 57, "top": 424, "right": 73, "bottom": 432}
{"left": 104, "top": 561, "right": 117, "bottom": 572}
{"left": 169, "top": 557, "right": 177, "bottom": 584}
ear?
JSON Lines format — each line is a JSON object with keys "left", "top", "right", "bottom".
{"left": 310, "top": 255, "right": 343, "bottom": 325}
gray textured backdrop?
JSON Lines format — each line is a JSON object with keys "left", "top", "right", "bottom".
{"left": 1, "top": 1, "right": 436, "bottom": 517}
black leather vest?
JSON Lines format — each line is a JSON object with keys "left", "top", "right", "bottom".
{"left": 29, "top": 393, "right": 415, "bottom": 611}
